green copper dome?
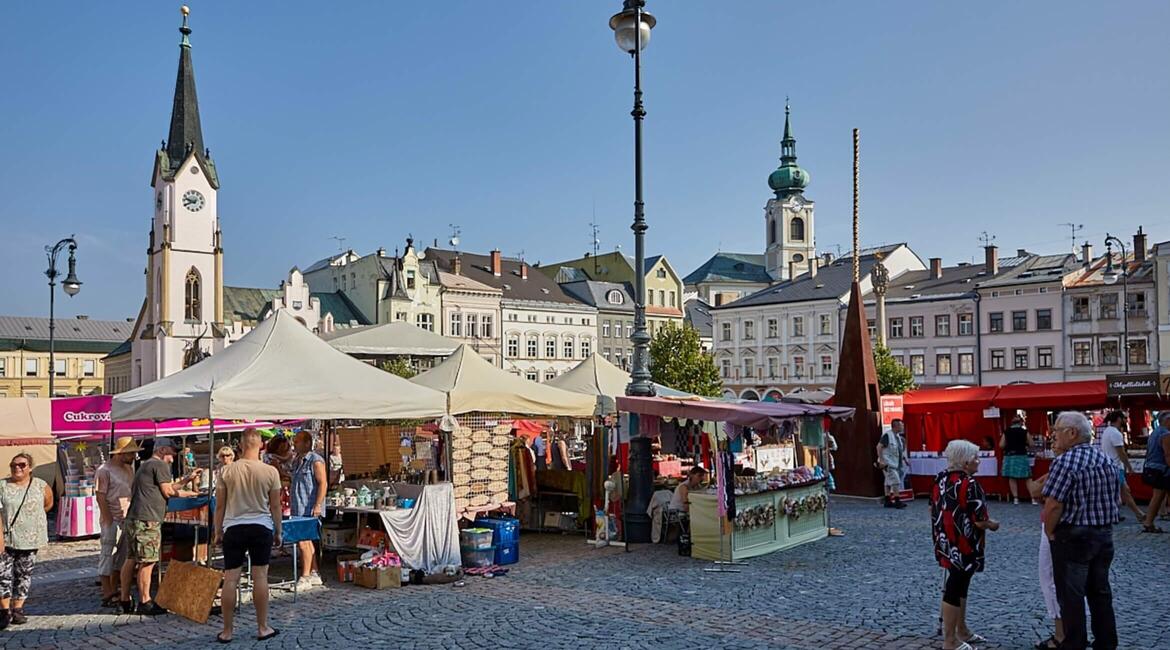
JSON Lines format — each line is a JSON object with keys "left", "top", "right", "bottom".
{"left": 767, "top": 102, "right": 809, "bottom": 197}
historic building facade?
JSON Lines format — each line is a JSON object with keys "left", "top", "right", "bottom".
{"left": 0, "top": 316, "right": 130, "bottom": 397}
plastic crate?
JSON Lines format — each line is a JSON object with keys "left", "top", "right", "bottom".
{"left": 494, "top": 541, "right": 519, "bottom": 566}
{"left": 474, "top": 517, "right": 519, "bottom": 545}
{"left": 460, "top": 545, "right": 496, "bottom": 568}
{"left": 459, "top": 528, "right": 494, "bottom": 550}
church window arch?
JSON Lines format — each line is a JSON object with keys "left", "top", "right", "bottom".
{"left": 184, "top": 268, "right": 202, "bottom": 322}
{"left": 769, "top": 219, "right": 777, "bottom": 245}
{"left": 790, "top": 217, "right": 805, "bottom": 242}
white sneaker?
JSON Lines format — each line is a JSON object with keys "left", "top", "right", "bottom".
{"left": 295, "top": 577, "right": 317, "bottom": 591}
{"left": 308, "top": 573, "right": 324, "bottom": 586}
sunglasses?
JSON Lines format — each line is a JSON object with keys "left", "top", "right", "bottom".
{"left": 10, "top": 463, "right": 29, "bottom": 469}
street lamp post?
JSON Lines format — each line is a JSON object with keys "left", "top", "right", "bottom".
{"left": 611, "top": 0, "right": 656, "bottom": 399}
{"left": 45, "top": 237, "right": 82, "bottom": 397}
{"left": 1102, "top": 234, "right": 1129, "bottom": 373}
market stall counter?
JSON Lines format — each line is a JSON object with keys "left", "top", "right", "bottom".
{"left": 690, "top": 471, "right": 828, "bottom": 562}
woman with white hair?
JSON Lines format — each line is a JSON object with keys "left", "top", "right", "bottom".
{"left": 931, "top": 439, "right": 1000, "bottom": 650}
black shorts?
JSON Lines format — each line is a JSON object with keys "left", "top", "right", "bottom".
{"left": 1141, "top": 467, "right": 1170, "bottom": 491}
{"left": 223, "top": 524, "right": 274, "bottom": 570}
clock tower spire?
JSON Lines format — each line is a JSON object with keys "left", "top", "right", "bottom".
{"left": 133, "top": 6, "right": 224, "bottom": 388}
{"left": 764, "top": 101, "right": 816, "bottom": 281}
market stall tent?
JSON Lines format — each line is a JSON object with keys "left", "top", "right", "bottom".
{"left": 410, "top": 345, "right": 595, "bottom": 417}
{"left": 111, "top": 310, "right": 448, "bottom": 422}
{"left": 0, "top": 398, "right": 61, "bottom": 488}
{"left": 547, "top": 353, "right": 693, "bottom": 414}
{"left": 320, "top": 321, "right": 460, "bottom": 357}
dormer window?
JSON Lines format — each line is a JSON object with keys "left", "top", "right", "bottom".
{"left": 406, "top": 270, "right": 416, "bottom": 290}
{"left": 606, "top": 290, "right": 625, "bottom": 305}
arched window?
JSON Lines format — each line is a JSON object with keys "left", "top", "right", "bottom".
{"left": 184, "top": 268, "right": 202, "bottom": 321}
{"left": 790, "top": 217, "right": 805, "bottom": 242}
{"left": 769, "top": 219, "right": 776, "bottom": 245}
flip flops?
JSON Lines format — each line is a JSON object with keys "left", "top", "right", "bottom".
{"left": 258, "top": 629, "right": 280, "bottom": 641}
{"left": 215, "top": 632, "right": 232, "bottom": 644}
{"left": 1141, "top": 525, "right": 1165, "bottom": 534}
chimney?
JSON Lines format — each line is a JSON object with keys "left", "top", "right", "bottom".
{"left": 822, "top": 252, "right": 833, "bottom": 266}
{"left": 808, "top": 257, "right": 818, "bottom": 278}
{"left": 929, "top": 257, "right": 942, "bottom": 279}
{"left": 490, "top": 249, "right": 502, "bottom": 276}
{"left": 1134, "top": 227, "right": 1147, "bottom": 262}
{"left": 984, "top": 245, "right": 998, "bottom": 275}
{"left": 453, "top": 255, "right": 462, "bottom": 275}
{"left": 75, "top": 315, "right": 89, "bottom": 320}
{"left": 520, "top": 262, "right": 529, "bottom": 280}
{"left": 1017, "top": 248, "right": 1027, "bottom": 257}
{"left": 1081, "top": 241, "right": 1093, "bottom": 267}
{"left": 376, "top": 247, "right": 386, "bottom": 257}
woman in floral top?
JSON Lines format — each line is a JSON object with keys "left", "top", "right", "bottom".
{"left": 931, "top": 440, "right": 1000, "bottom": 650}
{"left": 0, "top": 452, "right": 53, "bottom": 629}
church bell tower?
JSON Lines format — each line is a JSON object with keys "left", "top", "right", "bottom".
{"left": 764, "top": 103, "right": 816, "bottom": 281}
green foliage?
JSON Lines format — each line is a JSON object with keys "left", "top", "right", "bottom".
{"left": 648, "top": 322, "right": 723, "bottom": 398}
{"left": 873, "top": 343, "right": 915, "bottom": 395}
{"left": 379, "top": 356, "right": 417, "bottom": 379}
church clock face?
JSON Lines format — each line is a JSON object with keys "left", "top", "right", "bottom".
{"left": 182, "top": 189, "right": 205, "bottom": 212}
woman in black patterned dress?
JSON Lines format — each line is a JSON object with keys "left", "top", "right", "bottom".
{"left": 931, "top": 439, "right": 1000, "bottom": 650}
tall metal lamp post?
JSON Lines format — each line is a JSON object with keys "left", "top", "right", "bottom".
{"left": 1102, "top": 234, "right": 1129, "bottom": 373}
{"left": 46, "top": 237, "right": 82, "bottom": 397}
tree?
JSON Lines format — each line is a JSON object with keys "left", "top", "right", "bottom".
{"left": 648, "top": 322, "right": 723, "bottom": 397}
{"left": 873, "top": 343, "right": 914, "bottom": 395}
{"left": 379, "top": 356, "right": 417, "bottom": 379}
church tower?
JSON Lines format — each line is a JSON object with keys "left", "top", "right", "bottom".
{"left": 764, "top": 103, "right": 816, "bottom": 281}
{"left": 131, "top": 7, "right": 224, "bottom": 387}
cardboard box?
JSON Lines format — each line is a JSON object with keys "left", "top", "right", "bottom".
{"left": 357, "top": 527, "right": 389, "bottom": 550}
{"left": 354, "top": 565, "right": 400, "bottom": 590}
{"left": 322, "top": 527, "right": 356, "bottom": 549}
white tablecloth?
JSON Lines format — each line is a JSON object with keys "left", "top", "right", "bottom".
{"left": 908, "top": 454, "right": 1000, "bottom": 477}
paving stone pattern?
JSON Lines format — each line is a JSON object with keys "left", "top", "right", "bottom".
{"left": 4, "top": 499, "right": 1168, "bottom": 649}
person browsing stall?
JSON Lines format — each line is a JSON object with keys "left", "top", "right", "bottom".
{"left": 1139, "top": 412, "right": 1170, "bottom": 534}
{"left": 1000, "top": 415, "right": 1034, "bottom": 505}
{"left": 1097, "top": 411, "right": 1145, "bottom": 522}
{"left": 118, "top": 437, "right": 201, "bottom": 616}
{"left": 290, "top": 431, "right": 327, "bottom": 589}
{"left": 876, "top": 418, "right": 909, "bottom": 509}
{"left": 669, "top": 467, "right": 708, "bottom": 513}
{"left": 0, "top": 452, "right": 54, "bottom": 629}
{"left": 95, "top": 437, "right": 140, "bottom": 608}
{"left": 213, "top": 429, "right": 281, "bottom": 643}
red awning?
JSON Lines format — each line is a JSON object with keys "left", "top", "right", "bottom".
{"left": 902, "top": 386, "right": 999, "bottom": 413}
{"left": 991, "top": 380, "right": 1106, "bottom": 410}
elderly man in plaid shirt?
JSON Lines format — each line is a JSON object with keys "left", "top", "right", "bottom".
{"left": 1042, "top": 412, "right": 1119, "bottom": 650}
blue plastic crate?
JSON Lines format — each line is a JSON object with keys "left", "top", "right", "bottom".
{"left": 494, "top": 541, "right": 519, "bottom": 566}
{"left": 474, "top": 516, "right": 519, "bottom": 545}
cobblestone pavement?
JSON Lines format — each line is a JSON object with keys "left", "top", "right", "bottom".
{"left": 4, "top": 498, "right": 1167, "bottom": 649}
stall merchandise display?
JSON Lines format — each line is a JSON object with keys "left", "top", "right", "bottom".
{"left": 450, "top": 423, "right": 512, "bottom": 516}
{"left": 733, "top": 466, "right": 819, "bottom": 495}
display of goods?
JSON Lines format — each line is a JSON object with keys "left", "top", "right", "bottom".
{"left": 492, "top": 435, "right": 511, "bottom": 448}
{"left": 452, "top": 461, "right": 472, "bottom": 475}
{"left": 452, "top": 436, "right": 472, "bottom": 450}
{"left": 469, "top": 493, "right": 490, "bottom": 507}
{"left": 471, "top": 430, "right": 492, "bottom": 443}
{"left": 454, "top": 485, "right": 471, "bottom": 499}
{"left": 470, "top": 468, "right": 490, "bottom": 481}
{"left": 471, "top": 456, "right": 492, "bottom": 469}
{"left": 452, "top": 448, "right": 472, "bottom": 461}
{"left": 734, "top": 504, "right": 776, "bottom": 530}
{"left": 471, "top": 441, "right": 493, "bottom": 455}
{"left": 489, "top": 447, "right": 510, "bottom": 460}
{"left": 487, "top": 480, "right": 508, "bottom": 495}
{"left": 492, "top": 492, "right": 508, "bottom": 505}
{"left": 488, "top": 468, "right": 508, "bottom": 481}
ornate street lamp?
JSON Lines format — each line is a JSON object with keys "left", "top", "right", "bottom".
{"left": 46, "top": 237, "right": 82, "bottom": 396}
{"left": 1102, "top": 234, "right": 1129, "bottom": 373}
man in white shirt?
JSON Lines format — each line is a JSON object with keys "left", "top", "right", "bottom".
{"left": 1099, "top": 411, "right": 1145, "bottom": 521}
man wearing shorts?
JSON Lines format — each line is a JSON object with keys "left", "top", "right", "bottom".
{"left": 214, "top": 429, "right": 281, "bottom": 643}
{"left": 118, "top": 438, "right": 201, "bottom": 615}
{"left": 290, "top": 430, "right": 327, "bottom": 588}
{"left": 95, "top": 436, "right": 138, "bottom": 607}
{"left": 876, "top": 419, "right": 908, "bottom": 509}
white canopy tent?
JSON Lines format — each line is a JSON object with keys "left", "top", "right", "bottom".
{"left": 547, "top": 353, "right": 696, "bottom": 414}
{"left": 410, "top": 345, "right": 595, "bottom": 417}
{"left": 320, "top": 321, "right": 460, "bottom": 358}
{"left": 111, "top": 310, "right": 448, "bottom": 422}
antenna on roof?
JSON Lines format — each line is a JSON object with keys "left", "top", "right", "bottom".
{"left": 589, "top": 221, "right": 601, "bottom": 275}
{"left": 979, "top": 231, "right": 996, "bottom": 248}
{"left": 516, "top": 249, "right": 526, "bottom": 263}
{"left": 329, "top": 235, "right": 347, "bottom": 252}
{"left": 1058, "top": 223, "right": 1083, "bottom": 254}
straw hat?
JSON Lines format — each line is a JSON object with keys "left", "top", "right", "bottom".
{"left": 111, "top": 436, "right": 143, "bottom": 455}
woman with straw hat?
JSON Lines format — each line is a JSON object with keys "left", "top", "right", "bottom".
{"left": 96, "top": 437, "right": 141, "bottom": 607}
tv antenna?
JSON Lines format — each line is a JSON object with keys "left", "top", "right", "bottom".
{"left": 979, "top": 231, "right": 996, "bottom": 248}
{"left": 589, "top": 221, "right": 601, "bottom": 274}
{"left": 1058, "top": 223, "right": 1083, "bottom": 253}
{"left": 515, "top": 249, "right": 526, "bottom": 263}
{"left": 329, "top": 235, "right": 347, "bottom": 252}
{"left": 448, "top": 224, "right": 461, "bottom": 251}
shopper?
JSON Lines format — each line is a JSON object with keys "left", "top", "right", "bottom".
{"left": 1042, "top": 411, "right": 1119, "bottom": 650}
{"left": 532, "top": 432, "right": 549, "bottom": 470}
{"left": 0, "top": 452, "right": 54, "bottom": 628}
{"left": 327, "top": 438, "right": 344, "bottom": 487}
{"left": 1139, "top": 412, "right": 1170, "bottom": 534}
{"left": 1028, "top": 432, "right": 1072, "bottom": 649}
{"left": 95, "top": 437, "right": 140, "bottom": 607}
{"left": 290, "top": 431, "right": 327, "bottom": 589}
{"left": 118, "top": 437, "right": 202, "bottom": 615}
{"left": 213, "top": 429, "right": 281, "bottom": 643}
{"left": 1000, "top": 416, "right": 1034, "bottom": 504}
{"left": 931, "top": 439, "right": 999, "bottom": 650}
{"left": 876, "top": 418, "right": 908, "bottom": 508}
{"left": 1097, "top": 411, "right": 1145, "bottom": 522}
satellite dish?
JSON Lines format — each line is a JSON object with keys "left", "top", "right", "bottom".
{"left": 449, "top": 236, "right": 460, "bottom": 247}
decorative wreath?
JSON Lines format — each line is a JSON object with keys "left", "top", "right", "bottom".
{"left": 733, "top": 504, "right": 777, "bottom": 530}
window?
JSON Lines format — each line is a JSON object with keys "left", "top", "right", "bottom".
{"left": 1099, "top": 294, "right": 1118, "bottom": 319}
{"left": 820, "top": 355, "right": 833, "bottom": 376}
{"left": 935, "top": 315, "right": 951, "bottom": 337}
{"left": 659, "top": 290, "right": 665, "bottom": 306}
{"left": 83, "top": 359, "right": 95, "bottom": 378}
{"left": 1038, "top": 347, "right": 1053, "bottom": 368}
{"left": 546, "top": 316, "right": 555, "bottom": 324}
{"left": 989, "top": 312, "right": 1003, "bottom": 333}
{"left": 958, "top": 352, "right": 974, "bottom": 375}
{"left": 744, "top": 357, "right": 755, "bottom": 378}
{"left": 603, "top": 321, "right": 611, "bottom": 337}
{"left": 54, "top": 358, "right": 66, "bottom": 377}
{"left": 614, "top": 348, "right": 625, "bottom": 369}
{"left": 1100, "top": 340, "right": 1119, "bottom": 366}
{"left": 1012, "top": 311, "right": 1027, "bottom": 332}
{"left": 449, "top": 312, "right": 463, "bottom": 337}
{"left": 792, "top": 316, "right": 804, "bottom": 337}
{"left": 546, "top": 338, "right": 557, "bottom": 359}
{"left": 792, "top": 356, "right": 805, "bottom": 378}
{"left": 1072, "top": 297, "right": 1090, "bottom": 321}
{"left": 1013, "top": 348, "right": 1029, "bottom": 369}
{"left": 507, "top": 336, "right": 519, "bottom": 357}
{"left": 1129, "top": 338, "right": 1148, "bottom": 365}
{"left": 466, "top": 314, "right": 478, "bottom": 338}
{"left": 669, "top": 291, "right": 676, "bottom": 307}
{"left": 350, "top": 273, "right": 356, "bottom": 290}
{"left": 721, "top": 359, "right": 732, "bottom": 378}
{"left": 603, "top": 347, "right": 612, "bottom": 360}
{"left": 937, "top": 354, "right": 952, "bottom": 375}
{"left": 0, "top": 358, "right": 5, "bottom": 377}
{"left": 527, "top": 337, "right": 538, "bottom": 358}
{"left": 820, "top": 314, "right": 832, "bottom": 336}
{"left": 606, "top": 290, "right": 624, "bottom": 305}
{"left": 1127, "top": 291, "right": 1147, "bottom": 315}
{"left": 395, "top": 311, "right": 408, "bottom": 322}
{"left": 889, "top": 318, "right": 904, "bottom": 339}
{"left": 957, "top": 313, "right": 973, "bottom": 336}
{"left": 990, "top": 349, "right": 1005, "bottom": 370}
{"left": 769, "top": 220, "right": 776, "bottom": 245}
{"left": 509, "top": 313, "right": 518, "bottom": 321}
{"left": 544, "top": 370, "right": 557, "bottom": 382}
{"left": 626, "top": 321, "right": 634, "bottom": 338}
{"left": 867, "top": 319, "right": 877, "bottom": 339}
{"left": 25, "top": 359, "right": 37, "bottom": 377}
{"left": 743, "top": 320, "right": 755, "bottom": 340}
{"left": 525, "top": 371, "right": 538, "bottom": 382}
{"left": 910, "top": 354, "right": 925, "bottom": 376}
{"left": 767, "top": 357, "right": 779, "bottom": 378}
{"left": 583, "top": 318, "right": 591, "bottom": 327}
{"left": 909, "top": 316, "right": 925, "bottom": 338}
{"left": 656, "top": 268, "right": 667, "bottom": 279}
{"left": 481, "top": 315, "right": 494, "bottom": 339}
{"left": 564, "top": 338, "right": 574, "bottom": 359}
{"left": 406, "top": 270, "right": 416, "bottom": 290}
{"left": 648, "top": 291, "right": 654, "bottom": 306}
{"left": 790, "top": 217, "right": 805, "bottom": 241}
{"left": 184, "top": 268, "right": 201, "bottom": 321}
{"left": 580, "top": 339, "right": 591, "bottom": 357}
{"left": 767, "top": 319, "right": 778, "bottom": 338}
{"left": 1073, "top": 341, "right": 1092, "bottom": 366}
{"left": 721, "top": 323, "right": 732, "bottom": 341}
{"left": 417, "top": 313, "right": 434, "bottom": 331}
{"left": 1036, "top": 309, "right": 1052, "bottom": 330}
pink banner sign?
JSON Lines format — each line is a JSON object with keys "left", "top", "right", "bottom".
{"left": 51, "top": 395, "right": 279, "bottom": 441}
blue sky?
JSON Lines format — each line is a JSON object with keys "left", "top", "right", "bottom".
{"left": 1, "top": 1, "right": 1167, "bottom": 320}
